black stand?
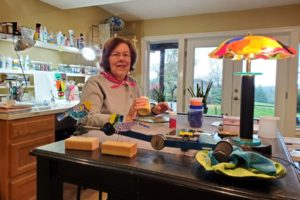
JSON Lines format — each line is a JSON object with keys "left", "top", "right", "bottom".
{"left": 240, "top": 75, "right": 255, "bottom": 140}
{"left": 233, "top": 74, "right": 261, "bottom": 146}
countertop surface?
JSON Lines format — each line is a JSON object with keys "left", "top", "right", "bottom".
{"left": 0, "top": 100, "right": 79, "bottom": 120}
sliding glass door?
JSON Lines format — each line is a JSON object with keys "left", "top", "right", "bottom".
{"left": 142, "top": 31, "right": 297, "bottom": 136}
{"left": 186, "top": 35, "right": 288, "bottom": 131}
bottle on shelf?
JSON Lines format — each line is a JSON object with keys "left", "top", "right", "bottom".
{"left": 0, "top": 55, "right": 6, "bottom": 69}
{"left": 6, "top": 56, "right": 12, "bottom": 70}
{"left": 77, "top": 33, "right": 85, "bottom": 49}
{"left": 24, "top": 55, "right": 30, "bottom": 71}
{"left": 34, "top": 23, "right": 41, "bottom": 41}
{"left": 56, "top": 31, "right": 63, "bottom": 45}
{"left": 43, "top": 26, "right": 48, "bottom": 43}
{"left": 63, "top": 34, "right": 67, "bottom": 46}
{"left": 68, "top": 30, "right": 74, "bottom": 47}
{"left": 48, "top": 31, "right": 54, "bottom": 44}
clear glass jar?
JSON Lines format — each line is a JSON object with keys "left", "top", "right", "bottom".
{"left": 188, "top": 105, "right": 203, "bottom": 128}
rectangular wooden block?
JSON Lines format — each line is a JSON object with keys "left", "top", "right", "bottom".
{"left": 101, "top": 140, "right": 137, "bottom": 158}
{"left": 65, "top": 136, "right": 99, "bottom": 151}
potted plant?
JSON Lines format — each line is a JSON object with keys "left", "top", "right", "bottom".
{"left": 187, "top": 80, "right": 213, "bottom": 114}
{"left": 151, "top": 86, "right": 166, "bottom": 102}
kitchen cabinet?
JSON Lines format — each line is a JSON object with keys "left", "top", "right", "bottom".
{"left": 0, "top": 114, "right": 55, "bottom": 200}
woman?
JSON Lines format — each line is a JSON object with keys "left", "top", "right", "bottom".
{"left": 81, "top": 36, "right": 169, "bottom": 127}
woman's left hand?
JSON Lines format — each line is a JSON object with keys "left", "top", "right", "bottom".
{"left": 151, "top": 102, "right": 170, "bottom": 115}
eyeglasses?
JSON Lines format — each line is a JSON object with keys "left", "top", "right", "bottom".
{"left": 110, "top": 52, "right": 131, "bottom": 59}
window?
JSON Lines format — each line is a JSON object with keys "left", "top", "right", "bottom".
{"left": 149, "top": 43, "right": 179, "bottom": 111}
{"left": 193, "top": 47, "right": 222, "bottom": 115}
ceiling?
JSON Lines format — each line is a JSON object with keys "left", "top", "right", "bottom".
{"left": 40, "top": 0, "right": 300, "bottom": 21}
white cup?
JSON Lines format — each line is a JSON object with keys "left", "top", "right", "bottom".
{"left": 258, "top": 116, "right": 280, "bottom": 139}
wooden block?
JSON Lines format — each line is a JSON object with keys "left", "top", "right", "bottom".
{"left": 65, "top": 136, "right": 99, "bottom": 151}
{"left": 101, "top": 140, "right": 137, "bottom": 158}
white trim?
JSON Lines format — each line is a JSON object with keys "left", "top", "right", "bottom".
{"left": 285, "top": 31, "right": 300, "bottom": 137}
{"left": 177, "top": 37, "right": 186, "bottom": 112}
{"left": 140, "top": 38, "right": 148, "bottom": 95}
{"left": 143, "top": 26, "right": 300, "bottom": 41}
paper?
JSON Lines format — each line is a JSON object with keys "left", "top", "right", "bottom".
{"left": 33, "top": 71, "right": 57, "bottom": 102}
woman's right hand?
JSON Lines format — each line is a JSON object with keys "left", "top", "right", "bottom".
{"left": 126, "top": 97, "right": 150, "bottom": 122}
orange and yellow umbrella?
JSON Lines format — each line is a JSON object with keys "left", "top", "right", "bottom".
{"left": 209, "top": 35, "right": 296, "bottom": 61}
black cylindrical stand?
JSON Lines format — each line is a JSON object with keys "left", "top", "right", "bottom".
{"left": 239, "top": 75, "right": 255, "bottom": 140}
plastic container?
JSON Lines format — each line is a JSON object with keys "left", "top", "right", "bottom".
{"left": 188, "top": 105, "right": 203, "bottom": 128}
{"left": 259, "top": 116, "right": 280, "bottom": 139}
{"left": 169, "top": 111, "right": 177, "bottom": 128}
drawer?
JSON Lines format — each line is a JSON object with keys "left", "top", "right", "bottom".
{"left": 10, "top": 134, "right": 54, "bottom": 177}
{"left": 10, "top": 170, "right": 36, "bottom": 200}
{"left": 10, "top": 115, "right": 54, "bottom": 140}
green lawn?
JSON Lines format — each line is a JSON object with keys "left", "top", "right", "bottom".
{"left": 254, "top": 102, "right": 274, "bottom": 118}
{"left": 206, "top": 102, "right": 274, "bottom": 117}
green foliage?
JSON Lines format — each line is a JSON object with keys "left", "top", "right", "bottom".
{"left": 151, "top": 86, "right": 166, "bottom": 102}
{"left": 255, "top": 85, "right": 268, "bottom": 103}
{"left": 187, "top": 80, "right": 213, "bottom": 104}
{"left": 206, "top": 104, "right": 222, "bottom": 115}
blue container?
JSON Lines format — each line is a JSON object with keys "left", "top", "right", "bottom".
{"left": 188, "top": 105, "right": 203, "bottom": 128}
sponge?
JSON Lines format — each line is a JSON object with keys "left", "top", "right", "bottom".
{"left": 101, "top": 140, "right": 137, "bottom": 158}
{"left": 65, "top": 136, "right": 100, "bottom": 151}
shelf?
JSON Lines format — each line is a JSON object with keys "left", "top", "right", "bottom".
{"left": 0, "top": 69, "right": 34, "bottom": 75}
{"left": 1, "top": 69, "right": 90, "bottom": 76}
{"left": 65, "top": 73, "right": 87, "bottom": 77}
{"left": 0, "top": 85, "right": 34, "bottom": 89}
{"left": 35, "top": 41, "right": 80, "bottom": 54}
{"left": 0, "top": 33, "right": 80, "bottom": 54}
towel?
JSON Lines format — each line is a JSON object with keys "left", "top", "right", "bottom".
{"left": 196, "top": 147, "right": 286, "bottom": 179}
{"left": 34, "top": 71, "right": 57, "bottom": 102}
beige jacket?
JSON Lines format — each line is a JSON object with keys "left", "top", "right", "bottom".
{"left": 80, "top": 74, "right": 141, "bottom": 127}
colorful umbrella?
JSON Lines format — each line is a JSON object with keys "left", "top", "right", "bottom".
{"left": 209, "top": 35, "right": 296, "bottom": 62}
{"left": 208, "top": 34, "right": 297, "bottom": 145}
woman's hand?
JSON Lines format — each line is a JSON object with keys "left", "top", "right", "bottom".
{"left": 151, "top": 102, "right": 170, "bottom": 115}
{"left": 126, "top": 97, "right": 150, "bottom": 122}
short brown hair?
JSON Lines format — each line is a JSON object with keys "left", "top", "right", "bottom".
{"left": 100, "top": 37, "right": 137, "bottom": 72}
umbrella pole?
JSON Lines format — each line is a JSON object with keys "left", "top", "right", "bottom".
{"left": 239, "top": 75, "right": 255, "bottom": 140}
{"left": 233, "top": 58, "right": 261, "bottom": 146}
{"left": 246, "top": 58, "right": 251, "bottom": 72}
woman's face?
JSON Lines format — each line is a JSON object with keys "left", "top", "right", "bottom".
{"left": 109, "top": 43, "right": 131, "bottom": 80}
